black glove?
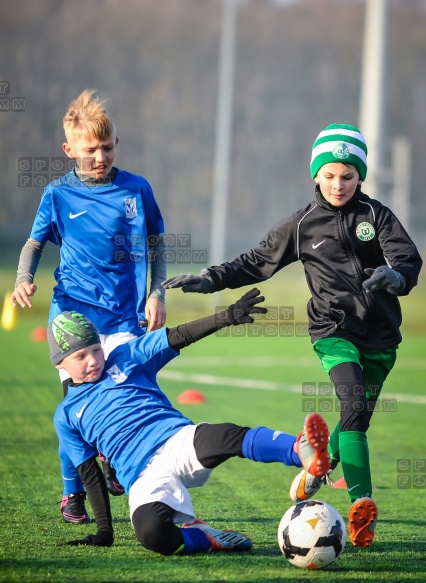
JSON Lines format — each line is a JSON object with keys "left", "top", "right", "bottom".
{"left": 363, "top": 266, "right": 406, "bottom": 294}
{"left": 67, "top": 529, "right": 114, "bottom": 547}
{"left": 225, "top": 288, "right": 267, "bottom": 325}
{"left": 162, "top": 269, "right": 215, "bottom": 294}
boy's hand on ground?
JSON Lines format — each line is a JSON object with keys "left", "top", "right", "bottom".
{"left": 363, "top": 266, "right": 406, "bottom": 294}
{"left": 10, "top": 282, "right": 37, "bottom": 308}
{"left": 226, "top": 288, "right": 268, "bottom": 325}
{"left": 66, "top": 530, "right": 114, "bottom": 547}
{"left": 162, "top": 269, "right": 215, "bottom": 294}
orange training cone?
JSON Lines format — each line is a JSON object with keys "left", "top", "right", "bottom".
{"left": 332, "top": 476, "right": 375, "bottom": 490}
{"left": 332, "top": 477, "right": 348, "bottom": 489}
{"left": 1, "top": 292, "right": 18, "bottom": 331}
{"left": 31, "top": 327, "right": 48, "bottom": 342}
{"left": 177, "top": 389, "right": 206, "bottom": 404}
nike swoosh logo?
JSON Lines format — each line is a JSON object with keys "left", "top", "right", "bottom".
{"left": 312, "top": 239, "right": 326, "bottom": 249}
{"left": 347, "top": 483, "right": 360, "bottom": 492}
{"left": 76, "top": 402, "right": 88, "bottom": 419}
{"left": 69, "top": 210, "right": 87, "bottom": 219}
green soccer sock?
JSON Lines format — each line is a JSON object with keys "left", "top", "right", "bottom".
{"left": 339, "top": 430, "right": 372, "bottom": 502}
{"left": 328, "top": 420, "right": 341, "bottom": 467}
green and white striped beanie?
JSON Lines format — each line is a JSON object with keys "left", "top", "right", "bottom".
{"left": 310, "top": 123, "right": 368, "bottom": 180}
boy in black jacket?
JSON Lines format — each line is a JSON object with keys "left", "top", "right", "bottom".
{"left": 163, "top": 123, "right": 423, "bottom": 548}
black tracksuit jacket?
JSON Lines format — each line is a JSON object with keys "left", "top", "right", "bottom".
{"left": 206, "top": 186, "right": 423, "bottom": 350}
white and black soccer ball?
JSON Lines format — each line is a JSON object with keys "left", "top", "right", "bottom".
{"left": 277, "top": 500, "right": 346, "bottom": 569}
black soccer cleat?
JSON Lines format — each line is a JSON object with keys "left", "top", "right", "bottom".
{"left": 98, "top": 452, "right": 125, "bottom": 496}
{"left": 60, "top": 492, "right": 91, "bottom": 524}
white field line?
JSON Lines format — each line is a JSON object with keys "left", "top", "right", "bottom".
{"left": 158, "top": 370, "right": 426, "bottom": 405}
{"left": 159, "top": 369, "right": 300, "bottom": 393}
{"left": 166, "top": 356, "right": 426, "bottom": 369}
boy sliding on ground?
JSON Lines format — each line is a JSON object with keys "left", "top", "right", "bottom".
{"left": 162, "top": 123, "right": 423, "bottom": 547}
{"left": 49, "top": 289, "right": 331, "bottom": 554}
{"left": 11, "top": 90, "right": 167, "bottom": 523}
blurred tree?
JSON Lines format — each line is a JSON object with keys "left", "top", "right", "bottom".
{"left": 0, "top": 0, "right": 425, "bottom": 265}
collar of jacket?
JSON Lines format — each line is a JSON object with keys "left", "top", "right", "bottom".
{"left": 314, "top": 184, "right": 366, "bottom": 212}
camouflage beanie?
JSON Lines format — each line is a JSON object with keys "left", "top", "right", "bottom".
{"left": 47, "top": 311, "right": 100, "bottom": 365}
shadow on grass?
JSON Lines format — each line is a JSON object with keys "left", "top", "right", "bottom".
{"left": 0, "top": 556, "right": 353, "bottom": 583}
{"left": 378, "top": 518, "right": 426, "bottom": 526}
{"left": 2, "top": 543, "right": 425, "bottom": 583}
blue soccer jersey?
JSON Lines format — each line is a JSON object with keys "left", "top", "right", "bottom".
{"left": 54, "top": 329, "right": 193, "bottom": 494}
{"left": 30, "top": 169, "right": 164, "bottom": 335}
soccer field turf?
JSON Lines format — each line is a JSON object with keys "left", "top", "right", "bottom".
{"left": 0, "top": 269, "right": 425, "bottom": 582}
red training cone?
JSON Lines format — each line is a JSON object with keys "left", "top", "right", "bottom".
{"left": 31, "top": 327, "right": 48, "bottom": 342}
{"left": 332, "top": 476, "right": 375, "bottom": 489}
{"left": 177, "top": 389, "right": 206, "bottom": 404}
{"left": 332, "top": 477, "right": 348, "bottom": 489}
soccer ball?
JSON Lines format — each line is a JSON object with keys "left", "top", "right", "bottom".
{"left": 277, "top": 500, "right": 346, "bottom": 569}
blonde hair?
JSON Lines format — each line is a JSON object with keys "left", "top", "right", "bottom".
{"left": 63, "top": 89, "right": 115, "bottom": 142}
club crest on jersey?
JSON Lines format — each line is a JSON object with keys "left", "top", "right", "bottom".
{"left": 107, "top": 364, "right": 128, "bottom": 384}
{"left": 332, "top": 142, "right": 350, "bottom": 160}
{"left": 124, "top": 197, "right": 138, "bottom": 219}
{"left": 356, "top": 222, "right": 375, "bottom": 241}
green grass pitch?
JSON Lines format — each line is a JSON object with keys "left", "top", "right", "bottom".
{"left": 0, "top": 267, "right": 425, "bottom": 582}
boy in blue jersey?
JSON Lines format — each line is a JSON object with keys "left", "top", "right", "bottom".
{"left": 49, "top": 290, "right": 331, "bottom": 554}
{"left": 11, "top": 90, "right": 167, "bottom": 522}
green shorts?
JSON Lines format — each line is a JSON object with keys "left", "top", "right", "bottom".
{"left": 312, "top": 337, "right": 397, "bottom": 400}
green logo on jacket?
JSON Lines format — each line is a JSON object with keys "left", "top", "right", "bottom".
{"left": 356, "top": 222, "right": 375, "bottom": 241}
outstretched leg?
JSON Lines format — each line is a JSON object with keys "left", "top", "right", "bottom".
{"left": 194, "top": 416, "right": 330, "bottom": 475}
{"left": 132, "top": 501, "right": 252, "bottom": 555}
{"left": 129, "top": 416, "right": 330, "bottom": 555}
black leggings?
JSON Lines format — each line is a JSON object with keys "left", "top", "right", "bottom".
{"left": 330, "top": 361, "right": 377, "bottom": 433}
{"left": 132, "top": 422, "right": 249, "bottom": 555}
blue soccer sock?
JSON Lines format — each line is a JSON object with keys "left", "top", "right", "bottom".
{"left": 178, "top": 527, "right": 211, "bottom": 554}
{"left": 59, "top": 445, "right": 85, "bottom": 496}
{"left": 242, "top": 427, "right": 302, "bottom": 467}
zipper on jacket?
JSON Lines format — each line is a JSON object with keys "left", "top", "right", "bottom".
{"left": 335, "top": 210, "right": 375, "bottom": 314}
